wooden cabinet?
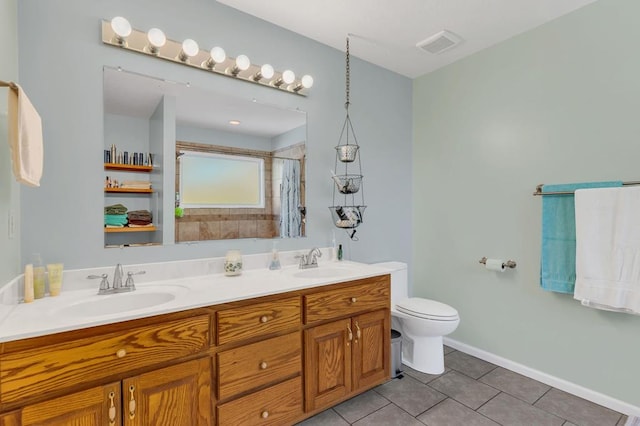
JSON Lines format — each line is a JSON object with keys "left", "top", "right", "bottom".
{"left": 123, "top": 357, "right": 211, "bottom": 426}
{"left": 215, "top": 297, "right": 303, "bottom": 425}
{"left": 20, "top": 382, "right": 121, "bottom": 426}
{"left": 0, "top": 273, "right": 391, "bottom": 426}
{"left": 303, "top": 276, "right": 391, "bottom": 413}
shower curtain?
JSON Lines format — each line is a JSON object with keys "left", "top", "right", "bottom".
{"left": 280, "top": 159, "right": 302, "bottom": 238}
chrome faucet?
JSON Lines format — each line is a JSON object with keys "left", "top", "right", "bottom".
{"left": 112, "top": 264, "right": 124, "bottom": 291}
{"left": 297, "top": 247, "right": 322, "bottom": 269}
{"left": 87, "top": 264, "right": 144, "bottom": 295}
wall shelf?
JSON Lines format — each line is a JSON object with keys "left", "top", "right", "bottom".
{"left": 104, "top": 163, "right": 153, "bottom": 172}
{"left": 105, "top": 188, "right": 153, "bottom": 194}
{"left": 105, "top": 226, "right": 157, "bottom": 233}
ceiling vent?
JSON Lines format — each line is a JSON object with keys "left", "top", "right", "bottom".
{"left": 416, "top": 30, "right": 462, "bottom": 54}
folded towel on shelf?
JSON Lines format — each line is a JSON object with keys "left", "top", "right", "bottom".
{"left": 7, "top": 82, "right": 43, "bottom": 187}
{"left": 104, "top": 204, "right": 128, "bottom": 215}
{"left": 104, "top": 214, "right": 128, "bottom": 226}
{"left": 127, "top": 210, "right": 152, "bottom": 221}
{"left": 121, "top": 180, "right": 151, "bottom": 189}
{"left": 128, "top": 223, "right": 154, "bottom": 228}
{"left": 540, "top": 181, "right": 622, "bottom": 294}
{"left": 574, "top": 186, "right": 640, "bottom": 314}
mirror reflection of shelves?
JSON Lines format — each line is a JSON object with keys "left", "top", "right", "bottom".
{"left": 103, "top": 161, "right": 159, "bottom": 244}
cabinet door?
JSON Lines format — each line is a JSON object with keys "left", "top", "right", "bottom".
{"left": 21, "top": 382, "right": 121, "bottom": 426}
{"left": 304, "top": 319, "right": 352, "bottom": 412}
{"left": 123, "top": 357, "right": 212, "bottom": 426}
{"left": 352, "top": 309, "right": 390, "bottom": 391}
{"left": 0, "top": 410, "right": 21, "bottom": 426}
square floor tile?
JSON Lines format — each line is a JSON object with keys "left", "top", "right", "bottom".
{"left": 478, "top": 392, "right": 565, "bottom": 426}
{"left": 417, "top": 398, "right": 500, "bottom": 426}
{"left": 444, "top": 345, "right": 456, "bottom": 355}
{"left": 353, "top": 404, "right": 424, "bottom": 426}
{"left": 333, "top": 389, "right": 390, "bottom": 423}
{"left": 479, "top": 367, "right": 551, "bottom": 404}
{"left": 429, "top": 371, "right": 500, "bottom": 410}
{"left": 295, "top": 408, "right": 349, "bottom": 426}
{"left": 401, "top": 363, "right": 445, "bottom": 384}
{"left": 375, "top": 375, "right": 447, "bottom": 416}
{"left": 534, "top": 388, "right": 623, "bottom": 426}
{"left": 444, "top": 351, "right": 497, "bottom": 379}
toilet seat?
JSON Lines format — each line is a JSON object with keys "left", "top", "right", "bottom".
{"left": 396, "top": 297, "right": 459, "bottom": 321}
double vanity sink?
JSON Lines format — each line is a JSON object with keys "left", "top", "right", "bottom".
{"left": 1, "top": 259, "right": 383, "bottom": 342}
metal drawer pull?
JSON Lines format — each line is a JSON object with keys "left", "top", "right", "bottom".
{"left": 260, "top": 315, "right": 268, "bottom": 323}
{"left": 261, "top": 410, "right": 269, "bottom": 419}
{"left": 116, "top": 348, "right": 127, "bottom": 358}
{"left": 350, "top": 297, "right": 357, "bottom": 303}
{"left": 355, "top": 321, "right": 361, "bottom": 343}
{"left": 347, "top": 323, "right": 353, "bottom": 345}
{"left": 108, "top": 391, "right": 116, "bottom": 426}
{"left": 260, "top": 361, "right": 268, "bottom": 370}
{"left": 128, "top": 385, "right": 136, "bottom": 419}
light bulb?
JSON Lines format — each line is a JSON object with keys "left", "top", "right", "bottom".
{"left": 111, "top": 17, "right": 132, "bottom": 38}
{"left": 282, "top": 70, "right": 295, "bottom": 84}
{"left": 235, "top": 55, "right": 251, "bottom": 71}
{"left": 301, "top": 74, "right": 314, "bottom": 89}
{"left": 182, "top": 39, "right": 199, "bottom": 57}
{"left": 203, "top": 46, "right": 226, "bottom": 69}
{"left": 147, "top": 28, "right": 166, "bottom": 48}
{"left": 253, "top": 64, "right": 274, "bottom": 81}
{"left": 260, "top": 64, "right": 275, "bottom": 80}
{"left": 210, "top": 46, "right": 226, "bottom": 63}
{"left": 178, "top": 38, "right": 199, "bottom": 62}
{"left": 146, "top": 28, "right": 166, "bottom": 54}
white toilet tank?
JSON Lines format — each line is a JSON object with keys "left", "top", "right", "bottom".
{"left": 372, "top": 262, "right": 408, "bottom": 306}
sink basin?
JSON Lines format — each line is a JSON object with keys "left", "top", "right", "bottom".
{"left": 293, "top": 266, "right": 354, "bottom": 279}
{"left": 60, "top": 286, "right": 186, "bottom": 317}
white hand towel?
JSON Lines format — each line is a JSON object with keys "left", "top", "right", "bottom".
{"left": 7, "top": 83, "right": 43, "bottom": 187}
{"left": 574, "top": 187, "right": 640, "bottom": 314}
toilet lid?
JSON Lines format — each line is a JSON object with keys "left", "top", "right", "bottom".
{"left": 396, "top": 297, "right": 459, "bottom": 320}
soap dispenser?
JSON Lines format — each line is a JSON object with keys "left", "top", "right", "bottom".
{"left": 269, "top": 241, "right": 281, "bottom": 270}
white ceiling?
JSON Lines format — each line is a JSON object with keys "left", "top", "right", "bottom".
{"left": 217, "top": 0, "right": 599, "bottom": 78}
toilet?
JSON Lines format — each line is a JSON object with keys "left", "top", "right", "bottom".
{"left": 375, "top": 262, "right": 460, "bottom": 375}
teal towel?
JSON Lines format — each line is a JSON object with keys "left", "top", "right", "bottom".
{"left": 540, "top": 181, "right": 622, "bottom": 293}
{"left": 104, "top": 214, "right": 128, "bottom": 226}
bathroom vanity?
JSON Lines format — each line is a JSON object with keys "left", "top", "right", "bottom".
{"left": 0, "top": 262, "right": 391, "bottom": 425}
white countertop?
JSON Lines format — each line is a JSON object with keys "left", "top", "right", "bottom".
{"left": 0, "top": 259, "right": 393, "bottom": 343}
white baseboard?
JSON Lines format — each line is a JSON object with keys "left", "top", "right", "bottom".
{"left": 444, "top": 337, "right": 640, "bottom": 418}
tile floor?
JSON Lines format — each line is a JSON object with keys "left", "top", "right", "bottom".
{"left": 297, "top": 346, "right": 628, "bottom": 426}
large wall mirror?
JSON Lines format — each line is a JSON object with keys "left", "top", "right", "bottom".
{"left": 103, "top": 67, "right": 306, "bottom": 245}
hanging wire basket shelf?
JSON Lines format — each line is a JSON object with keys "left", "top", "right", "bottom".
{"left": 332, "top": 174, "right": 363, "bottom": 194}
{"left": 329, "top": 205, "right": 366, "bottom": 229}
{"left": 335, "top": 144, "right": 359, "bottom": 163}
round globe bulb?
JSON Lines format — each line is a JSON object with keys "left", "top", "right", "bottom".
{"left": 235, "top": 55, "right": 251, "bottom": 71}
{"left": 111, "top": 16, "right": 132, "bottom": 38}
{"left": 181, "top": 39, "right": 199, "bottom": 57}
{"left": 210, "top": 46, "right": 226, "bottom": 63}
{"left": 147, "top": 28, "right": 166, "bottom": 48}
{"left": 282, "top": 70, "right": 295, "bottom": 85}
{"left": 301, "top": 75, "right": 314, "bottom": 89}
{"left": 260, "top": 64, "right": 275, "bottom": 80}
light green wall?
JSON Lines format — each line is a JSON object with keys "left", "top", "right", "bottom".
{"left": 413, "top": 0, "right": 640, "bottom": 407}
{"left": 0, "top": 0, "right": 20, "bottom": 285}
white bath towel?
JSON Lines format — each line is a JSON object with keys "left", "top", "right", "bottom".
{"left": 574, "top": 187, "right": 640, "bottom": 314}
{"left": 7, "top": 82, "right": 43, "bottom": 187}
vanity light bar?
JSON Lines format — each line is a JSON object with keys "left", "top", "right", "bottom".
{"left": 101, "top": 18, "right": 313, "bottom": 96}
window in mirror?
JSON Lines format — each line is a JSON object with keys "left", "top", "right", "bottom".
{"left": 180, "top": 151, "right": 265, "bottom": 208}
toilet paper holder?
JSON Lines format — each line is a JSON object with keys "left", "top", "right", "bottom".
{"left": 479, "top": 257, "right": 517, "bottom": 269}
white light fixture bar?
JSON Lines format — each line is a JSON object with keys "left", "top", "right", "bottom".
{"left": 101, "top": 18, "right": 313, "bottom": 96}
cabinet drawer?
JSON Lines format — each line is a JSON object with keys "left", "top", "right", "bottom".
{"left": 217, "top": 376, "right": 303, "bottom": 426}
{"left": 0, "top": 315, "right": 210, "bottom": 404}
{"left": 216, "top": 296, "right": 300, "bottom": 345}
{"left": 217, "top": 332, "right": 301, "bottom": 400}
{"left": 304, "top": 276, "right": 390, "bottom": 324}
